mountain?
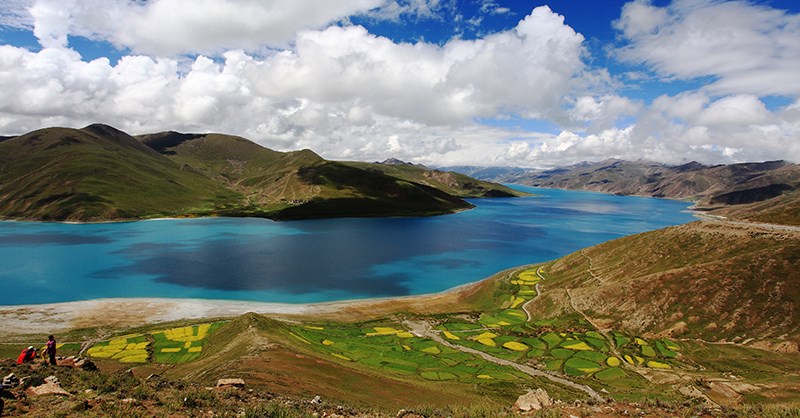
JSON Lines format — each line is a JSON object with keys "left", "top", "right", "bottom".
{"left": 0, "top": 125, "right": 238, "bottom": 221}
{"left": 0, "top": 125, "right": 521, "bottom": 221}
{"left": 507, "top": 159, "right": 798, "bottom": 202}
{"left": 456, "top": 159, "right": 800, "bottom": 224}
{"left": 346, "top": 159, "right": 526, "bottom": 198}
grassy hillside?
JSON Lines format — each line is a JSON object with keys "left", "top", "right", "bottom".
{"left": 712, "top": 190, "right": 800, "bottom": 226}
{"left": 0, "top": 125, "right": 499, "bottom": 221}
{"left": 0, "top": 125, "right": 239, "bottom": 221}
{"left": 345, "top": 160, "right": 528, "bottom": 198}
{"left": 139, "top": 131, "right": 474, "bottom": 219}
{"left": 529, "top": 221, "right": 800, "bottom": 346}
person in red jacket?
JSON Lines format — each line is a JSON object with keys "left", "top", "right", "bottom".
{"left": 16, "top": 346, "right": 37, "bottom": 364}
{"left": 45, "top": 335, "right": 57, "bottom": 365}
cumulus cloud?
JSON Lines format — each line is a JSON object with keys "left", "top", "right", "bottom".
{"left": 0, "top": 7, "right": 592, "bottom": 166}
{"left": 26, "top": 0, "right": 385, "bottom": 54}
{"left": 567, "top": 95, "right": 641, "bottom": 132}
{"left": 614, "top": 0, "right": 800, "bottom": 97}
{"left": 503, "top": 92, "right": 800, "bottom": 167}
{"left": 2, "top": 1, "right": 799, "bottom": 168}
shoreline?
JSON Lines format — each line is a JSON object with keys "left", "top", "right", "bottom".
{"left": 0, "top": 270, "right": 512, "bottom": 337}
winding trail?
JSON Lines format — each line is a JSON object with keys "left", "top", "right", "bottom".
{"left": 404, "top": 320, "right": 605, "bottom": 402}
{"left": 694, "top": 214, "right": 800, "bottom": 233}
{"left": 579, "top": 249, "right": 602, "bottom": 285}
{"left": 521, "top": 266, "right": 545, "bottom": 323}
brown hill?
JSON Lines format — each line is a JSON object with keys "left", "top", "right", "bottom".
{"left": 528, "top": 220, "right": 800, "bottom": 350}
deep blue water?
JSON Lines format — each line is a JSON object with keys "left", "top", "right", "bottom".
{"left": 0, "top": 186, "right": 695, "bottom": 306}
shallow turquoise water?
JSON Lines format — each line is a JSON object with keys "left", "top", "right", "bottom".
{"left": 0, "top": 186, "right": 695, "bottom": 305}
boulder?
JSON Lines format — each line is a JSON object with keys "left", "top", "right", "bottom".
{"left": 28, "top": 375, "right": 71, "bottom": 397}
{"left": 2, "top": 372, "right": 19, "bottom": 389}
{"left": 514, "top": 388, "right": 553, "bottom": 412}
{"left": 216, "top": 378, "right": 245, "bottom": 389}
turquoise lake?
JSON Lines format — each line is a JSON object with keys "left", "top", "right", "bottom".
{"left": 0, "top": 186, "right": 695, "bottom": 306}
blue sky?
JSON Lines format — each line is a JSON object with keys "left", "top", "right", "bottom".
{"left": 1, "top": 0, "right": 799, "bottom": 167}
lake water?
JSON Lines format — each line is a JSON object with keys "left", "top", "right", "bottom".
{"left": 0, "top": 186, "right": 695, "bottom": 306}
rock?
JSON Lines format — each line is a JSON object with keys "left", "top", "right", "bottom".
{"left": 72, "top": 358, "right": 97, "bottom": 371}
{"left": 146, "top": 373, "right": 161, "bottom": 381}
{"left": 216, "top": 378, "right": 245, "bottom": 389}
{"left": 28, "top": 376, "right": 71, "bottom": 397}
{"left": 2, "top": 372, "right": 19, "bottom": 389}
{"left": 513, "top": 388, "right": 553, "bottom": 412}
{"left": 396, "top": 409, "right": 407, "bottom": 417}
{"left": 311, "top": 395, "right": 323, "bottom": 404}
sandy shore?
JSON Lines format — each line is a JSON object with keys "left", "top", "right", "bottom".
{"left": 0, "top": 298, "right": 342, "bottom": 336}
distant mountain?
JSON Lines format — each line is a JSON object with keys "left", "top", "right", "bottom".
{"left": 509, "top": 159, "right": 797, "bottom": 202}
{"left": 453, "top": 159, "right": 800, "bottom": 224}
{"left": 346, "top": 160, "right": 526, "bottom": 198}
{"left": 438, "top": 165, "right": 528, "bottom": 180}
{"left": 0, "top": 125, "right": 519, "bottom": 221}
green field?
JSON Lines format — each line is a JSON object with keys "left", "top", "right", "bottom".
{"left": 86, "top": 322, "right": 226, "bottom": 364}
{"left": 290, "top": 324, "right": 529, "bottom": 382}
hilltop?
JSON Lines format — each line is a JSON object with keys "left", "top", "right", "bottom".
{"left": 0, "top": 125, "right": 525, "bottom": 222}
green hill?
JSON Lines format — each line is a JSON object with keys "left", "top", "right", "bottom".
{"left": 0, "top": 125, "right": 238, "bottom": 221}
{"left": 346, "top": 159, "right": 527, "bottom": 198}
{"left": 0, "top": 125, "right": 519, "bottom": 221}
{"left": 138, "top": 131, "right": 474, "bottom": 219}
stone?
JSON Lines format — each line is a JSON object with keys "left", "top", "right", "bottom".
{"left": 2, "top": 372, "right": 19, "bottom": 389}
{"left": 311, "top": 395, "right": 323, "bottom": 405}
{"left": 28, "top": 376, "right": 71, "bottom": 397}
{"left": 513, "top": 388, "right": 553, "bottom": 412}
{"left": 216, "top": 378, "right": 245, "bottom": 388}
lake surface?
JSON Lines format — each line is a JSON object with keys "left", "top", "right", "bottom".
{"left": 0, "top": 186, "right": 695, "bottom": 306}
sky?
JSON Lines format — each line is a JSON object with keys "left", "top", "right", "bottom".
{"left": 0, "top": 0, "right": 799, "bottom": 168}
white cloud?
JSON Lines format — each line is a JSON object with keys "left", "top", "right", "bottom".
{"left": 26, "top": 0, "right": 385, "bottom": 54}
{"left": 367, "top": 0, "right": 444, "bottom": 21}
{"left": 0, "top": 7, "right": 592, "bottom": 167}
{"left": 568, "top": 95, "right": 641, "bottom": 132}
{"left": 511, "top": 92, "right": 800, "bottom": 167}
{"left": 3, "top": 1, "right": 799, "bottom": 168}
{"left": 614, "top": 0, "right": 800, "bottom": 97}
{"left": 0, "top": 0, "right": 33, "bottom": 30}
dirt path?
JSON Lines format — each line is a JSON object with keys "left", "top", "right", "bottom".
{"left": 521, "top": 266, "right": 545, "bottom": 323}
{"left": 404, "top": 320, "right": 605, "bottom": 402}
{"left": 695, "top": 214, "right": 800, "bottom": 233}
{"left": 579, "top": 249, "right": 602, "bottom": 285}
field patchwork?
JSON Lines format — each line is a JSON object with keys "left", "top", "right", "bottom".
{"left": 86, "top": 322, "right": 225, "bottom": 364}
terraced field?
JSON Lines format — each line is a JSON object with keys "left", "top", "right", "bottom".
{"left": 84, "top": 268, "right": 681, "bottom": 391}
{"left": 282, "top": 267, "right": 682, "bottom": 391}
{"left": 86, "top": 322, "right": 225, "bottom": 364}
{"left": 290, "top": 324, "right": 529, "bottom": 382}
{"left": 453, "top": 268, "right": 681, "bottom": 375}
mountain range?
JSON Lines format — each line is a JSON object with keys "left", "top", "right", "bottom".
{"left": 0, "top": 124, "right": 523, "bottom": 221}
{"left": 447, "top": 159, "right": 800, "bottom": 225}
